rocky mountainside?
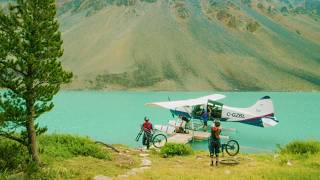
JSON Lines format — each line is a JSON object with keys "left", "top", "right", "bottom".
{"left": 2, "top": 0, "right": 320, "bottom": 91}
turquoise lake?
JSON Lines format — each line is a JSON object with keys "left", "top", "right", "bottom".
{"left": 39, "top": 91, "right": 320, "bottom": 153}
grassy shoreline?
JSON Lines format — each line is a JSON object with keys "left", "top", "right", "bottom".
{"left": 1, "top": 134, "right": 320, "bottom": 179}
{"left": 128, "top": 150, "right": 320, "bottom": 180}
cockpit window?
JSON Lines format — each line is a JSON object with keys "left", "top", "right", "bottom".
{"left": 192, "top": 105, "right": 205, "bottom": 118}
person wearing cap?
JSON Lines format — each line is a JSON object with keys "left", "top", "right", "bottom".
{"left": 142, "top": 117, "right": 153, "bottom": 149}
{"left": 208, "top": 120, "right": 221, "bottom": 166}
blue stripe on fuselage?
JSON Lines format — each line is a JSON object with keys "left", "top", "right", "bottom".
{"left": 238, "top": 118, "right": 264, "bottom": 127}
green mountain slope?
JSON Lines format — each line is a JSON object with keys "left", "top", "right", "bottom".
{"left": 3, "top": 0, "right": 320, "bottom": 90}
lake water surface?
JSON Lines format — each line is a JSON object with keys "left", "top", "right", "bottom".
{"left": 39, "top": 91, "right": 320, "bottom": 153}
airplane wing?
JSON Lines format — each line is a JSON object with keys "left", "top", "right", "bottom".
{"left": 145, "top": 94, "right": 226, "bottom": 109}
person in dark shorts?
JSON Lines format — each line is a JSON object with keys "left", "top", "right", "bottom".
{"left": 201, "top": 107, "right": 209, "bottom": 131}
{"left": 142, "top": 116, "right": 153, "bottom": 149}
{"left": 208, "top": 121, "right": 221, "bottom": 166}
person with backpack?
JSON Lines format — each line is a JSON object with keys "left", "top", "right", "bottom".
{"left": 209, "top": 120, "right": 221, "bottom": 166}
{"left": 142, "top": 116, "right": 153, "bottom": 149}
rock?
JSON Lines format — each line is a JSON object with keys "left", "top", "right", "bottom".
{"left": 139, "top": 153, "right": 149, "bottom": 157}
{"left": 117, "top": 174, "right": 129, "bottom": 178}
{"left": 126, "top": 170, "right": 137, "bottom": 176}
{"left": 141, "top": 158, "right": 152, "bottom": 166}
{"left": 162, "top": 153, "right": 168, "bottom": 158}
{"left": 137, "top": 147, "right": 150, "bottom": 152}
{"left": 224, "top": 170, "right": 231, "bottom": 175}
{"left": 93, "top": 175, "right": 113, "bottom": 180}
{"left": 131, "top": 168, "right": 145, "bottom": 173}
{"left": 196, "top": 155, "right": 203, "bottom": 160}
{"left": 140, "top": 166, "right": 151, "bottom": 170}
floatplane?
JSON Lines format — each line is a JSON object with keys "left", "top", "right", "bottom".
{"left": 145, "top": 94, "right": 279, "bottom": 154}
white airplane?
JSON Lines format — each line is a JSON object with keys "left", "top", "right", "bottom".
{"left": 146, "top": 94, "right": 279, "bottom": 128}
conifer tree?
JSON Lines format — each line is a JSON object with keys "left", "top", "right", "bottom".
{"left": 0, "top": 0, "right": 72, "bottom": 164}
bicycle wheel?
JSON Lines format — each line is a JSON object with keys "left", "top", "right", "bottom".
{"left": 225, "top": 140, "right": 239, "bottom": 156}
{"left": 152, "top": 134, "right": 167, "bottom": 148}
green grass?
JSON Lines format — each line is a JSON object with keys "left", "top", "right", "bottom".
{"left": 39, "top": 134, "right": 111, "bottom": 160}
{"left": 127, "top": 149, "right": 320, "bottom": 180}
{"left": 279, "top": 140, "right": 320, "bottom": 155}
{"left": 0, "top": 134, "right": 140, "bottom": 179}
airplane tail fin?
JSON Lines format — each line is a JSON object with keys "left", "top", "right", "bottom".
{"left": 247, "top": 96, "right": 278, "bottom": 127}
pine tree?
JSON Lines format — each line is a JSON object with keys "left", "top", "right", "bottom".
{"left": 0, "top": 0, "right": 72, "bottom": 164}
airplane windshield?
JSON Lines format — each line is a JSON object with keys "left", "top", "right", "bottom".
{"left": 191, "top": 101, "right": 223, "bottom": 120}
{"left": 192, "top": 105, "right": 205, "bottom": 119}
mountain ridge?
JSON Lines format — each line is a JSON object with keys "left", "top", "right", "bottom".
{"left": 1, "top": 0, "right": 320, "bottom": 91}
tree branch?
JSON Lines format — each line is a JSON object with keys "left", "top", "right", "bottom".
{"left": 0, "top": 132, "right": 26, "bottom": 146}
{"left": 0, "top": 76, "right": 23, "bottom": 95}
{"left": 0, "top": 61, "right": 27, "bottom": 76}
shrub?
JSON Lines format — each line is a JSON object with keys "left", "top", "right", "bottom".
{"left": 281, "top": 7, "right": 289, "bottom": 14}
{"left": 257, "top": 3, "right": 264, "bottom": 9}
{"left": 296, "top": 30, "right": 301, "bottom": 35}
{"left": 95, "top": 61, "right": 162, "bottom": 89}
{"left": 160, "top": 143, "right": 193, "bottom": 157}
{"left": 0, "top": 138, "right": 28, "bottom": 173}
{"left": 162, "top": 62, "right": 179, "bottom": 81}
{"left": 38, "top": 134, "right": 110, "bottom": 160}
{"left": 227, "top": 16, "right": 237, "bottom": 28}
{"left": 280, "top": 140, "right": 320, "bottom": 155}
{"left": 217, "top": 10, "right": 231, "bottom": 21}
{"left": 246, "top": 21, "right": 260, "bottom": 32}
{"left": 241, "top": 0, "right": 251, "bottom": 7}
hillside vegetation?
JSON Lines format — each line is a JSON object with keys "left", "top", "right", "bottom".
{"left": 2, "top": 0, "right": 320, "bottom": 91}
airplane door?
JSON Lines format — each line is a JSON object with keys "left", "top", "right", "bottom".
{"left": 208, "top": 100, "right": 223, "bottom": 119}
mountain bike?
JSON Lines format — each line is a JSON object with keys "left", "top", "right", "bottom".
{"left": 135, "top": 129, "right": 167, "bottom": 149}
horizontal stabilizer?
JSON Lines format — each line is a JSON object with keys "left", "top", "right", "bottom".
{"left": 261, "top": 117, "right": 278, "bottom": 127}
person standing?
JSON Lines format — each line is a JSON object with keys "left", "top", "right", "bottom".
{"left": 201, "top": 110, "right": 209, "bottom": 132}
{"left": 142, "top": 116, "right": 153, "bottom": 149}
{"left": 209, "top": 121, "right": 221, "bottom": 166}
